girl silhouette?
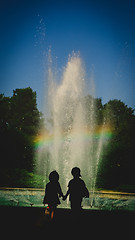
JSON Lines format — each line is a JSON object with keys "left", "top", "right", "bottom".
{"left": 43, "top": 170, "right": 63, "bottom": 219}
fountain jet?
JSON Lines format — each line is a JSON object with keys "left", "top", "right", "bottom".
{"left": 36, "top": 52, "right": 109, "bottom": 206}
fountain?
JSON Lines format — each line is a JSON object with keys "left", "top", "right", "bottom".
{"left": 0, "top": 53, "right": 135, "bottom": 212}
{"left": 35, "top": 52, "right": 110, "bottom": 207}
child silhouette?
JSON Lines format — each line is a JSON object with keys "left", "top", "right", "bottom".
{"left": 63, "top": 167, "right": 89, "bottom": 211}
{"left": 43, "top": 170, "right": 63, "bottom": 219}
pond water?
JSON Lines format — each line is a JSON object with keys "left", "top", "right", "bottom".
{"left": 0, "top": 188, "right": 135, "bottom": 211}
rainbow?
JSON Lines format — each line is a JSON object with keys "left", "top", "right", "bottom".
{"left": 34, "top": 125, "right": 113, "bottom": 152}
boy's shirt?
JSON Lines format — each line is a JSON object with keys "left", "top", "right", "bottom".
{"left": 68, "top": 178, "right": 87, "bottom": 201}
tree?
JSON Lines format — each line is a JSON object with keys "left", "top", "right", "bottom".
{"left": 0, "top": 94, "right": 11, "bottom": 131}
{"left": 97, "top": 99, "right": 135, "bottom": 190}
{"left": 10, "top": 87, "right": 41, "bottom": 135}
{"left": 0, "top": 87, "right": 43, "bottom": 171}
{"left": 103, "top": 100, "right": 134, "bottom": 130}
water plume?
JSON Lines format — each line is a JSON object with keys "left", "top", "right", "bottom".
{"left": 35, "top": 52, "right": 112, "bottom": 206}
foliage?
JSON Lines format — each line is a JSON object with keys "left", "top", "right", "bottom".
{"left": 0, "top": 168, "right": 46, "bottom": 188}
{"left": 97, "top": 100, "right": 135, "bottom": 190}
{"left": 0, "top": 87, "right": 43, "bottom": 172}
{"left": 0, "top": 88, "right": 135, "bottom": 190}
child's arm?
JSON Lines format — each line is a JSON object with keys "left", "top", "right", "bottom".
{"left": 63, "top": 188, "right": 70, "bottom": 201}
{"left": 58, "top": 182, "right": 64, "bottom": 197}
{"left": 43, "top": 185, "right": 47, "bottom": 205}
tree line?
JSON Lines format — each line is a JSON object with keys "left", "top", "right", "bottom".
{"left": 0, "top": 87, "right": 135, "bottom": 190}
{"left": 0, "top": 87, "right": 43, "bottom": 171}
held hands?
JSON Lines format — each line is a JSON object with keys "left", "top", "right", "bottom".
{"left": 59, "top": 193, "right": 67, "bottom": 201}
{"left": 62, "top": 195, "right": 67, "bottom": 201}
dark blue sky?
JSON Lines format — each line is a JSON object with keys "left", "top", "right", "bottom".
{"left": 0, "top": 0, "right": 135, "bottom": 111}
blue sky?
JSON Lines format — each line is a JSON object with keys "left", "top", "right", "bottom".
{"left": 0, "top": 0, "right": 135, "bottom": 112}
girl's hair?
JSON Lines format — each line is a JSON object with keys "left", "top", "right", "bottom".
{"left": 49, "top": 170, "right": 59, "bottom": 182}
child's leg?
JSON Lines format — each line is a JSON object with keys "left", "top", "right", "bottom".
{"left": 71, "top": 199, "right": 82, "bottom": 211}
{"left": 50, "top": 205, "right": 56, "bottom": 219}
{"left": 51, "top": 210, "right": 54, "bottom": 219}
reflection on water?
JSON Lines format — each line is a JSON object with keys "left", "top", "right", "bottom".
{"left": 0, "top": 188, "right": 135, "bottom": 211}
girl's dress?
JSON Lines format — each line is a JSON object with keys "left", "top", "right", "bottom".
{"left": 43, "top": 181, "right": 63, "bottom": 207}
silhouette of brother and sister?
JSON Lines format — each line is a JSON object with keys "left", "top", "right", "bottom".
{"left": 43, "top": 167, "right": 89, "bottom": 218}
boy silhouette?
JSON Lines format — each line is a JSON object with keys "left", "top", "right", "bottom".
{"left": 63, "top": 167, "right": 89, "bottom": 211}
